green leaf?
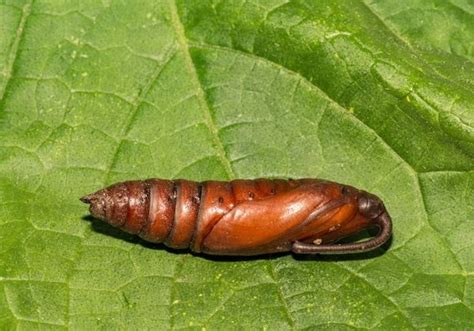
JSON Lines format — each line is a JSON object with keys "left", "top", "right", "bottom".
{"left": 0, "top": 0, "right": 472, "bottom": 329}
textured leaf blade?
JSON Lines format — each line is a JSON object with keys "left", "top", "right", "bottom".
{"left": 0, "top": 0, "right": 472, "bottom": 329}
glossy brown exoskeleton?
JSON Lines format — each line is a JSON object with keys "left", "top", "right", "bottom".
{"left": 80, "top": 178, "right": 392, "bottom": 256}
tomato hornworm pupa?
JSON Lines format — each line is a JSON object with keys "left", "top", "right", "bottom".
{"left": 81, "top": 178, "right": 392, "bottom": 256}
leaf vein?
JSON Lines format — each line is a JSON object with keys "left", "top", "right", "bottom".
{"left": 102, "top": 45, "right": 177, "bottom": 184}
{"left": 0, "top": 0, "right": 33, "bottom": 102}
{"left": 169, "top": 0, "right": 236, "bottom": 179}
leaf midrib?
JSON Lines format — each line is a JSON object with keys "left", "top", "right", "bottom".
{"left": 169, "top": 0, "right": 235, "bottom": 180}
{"left": 0, "top": 0, "right": 33, "bottom": 102}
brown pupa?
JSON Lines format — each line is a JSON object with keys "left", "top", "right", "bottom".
{"left": 81, "top": 178, "right": 392, "bottom": 256}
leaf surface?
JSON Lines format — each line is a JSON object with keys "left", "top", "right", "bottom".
{"left": 0, "top": 0, "right": 472, "bottom": 329}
